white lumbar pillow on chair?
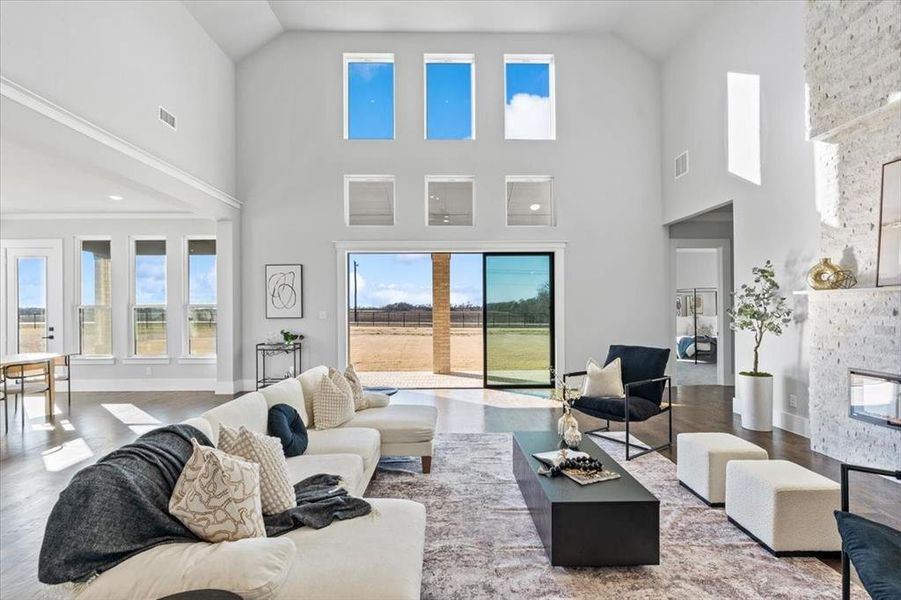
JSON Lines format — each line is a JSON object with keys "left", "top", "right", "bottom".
{"left": 582, "top": 357, "right": 626, "bottom": 398}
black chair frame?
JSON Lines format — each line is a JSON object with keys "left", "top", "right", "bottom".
{"left": 563, "top": 371, "right": 673, "bottom": 460}
{"left": 838, "top": 463, "right": 901, "bottom": 600}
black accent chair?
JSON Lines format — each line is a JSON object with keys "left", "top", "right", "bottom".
{"left": 834, "top": 463, "right": 901, "bottom": 600}
{"left": 564, "top": 345, "right": 672, "bottom": 461}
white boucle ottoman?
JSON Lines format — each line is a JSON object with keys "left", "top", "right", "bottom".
{"left": 676, "top": 433, "right": 768, "bottom": 506}
{"left": 725, "top": 460, "right": 842, "bottom": 555}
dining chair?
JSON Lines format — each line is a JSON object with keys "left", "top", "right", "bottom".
{"left": 5, "top": 363, "right": 51, "bottom": 428}
{"left": 54, "top": 355, "right": 72, "bottom": 412}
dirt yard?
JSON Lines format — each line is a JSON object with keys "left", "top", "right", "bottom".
{"left": 348, "top": 326, "right": 550, "bottom": 373}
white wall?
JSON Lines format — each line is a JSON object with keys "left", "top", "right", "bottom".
{"left": 0, "top": 217, "right": 224, "bottom": 390}
{"left": 237, "top": 32, "right": 666, "bottom": 382}
{"left": 676, "top": 248, "right": 718, "bottom": 289}
{"left": 0, "top": 0, "right": 236, "bottom": 196}
{"left": 661, "top": 1, "right": 817, "bottom": 435}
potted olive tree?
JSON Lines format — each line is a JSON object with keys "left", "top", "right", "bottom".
{"left": 727, "top": 260, "right": 792, "bottom": 431}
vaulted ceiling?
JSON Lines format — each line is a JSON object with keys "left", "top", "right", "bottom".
{"left": 182, "top": 0, "right": 720, "bottom": 62}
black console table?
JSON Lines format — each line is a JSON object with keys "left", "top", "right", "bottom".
{"left": 512, "top": 431, "right": 660, "bottom": 566}
{"left": 255, "top": 340, "right": 303, "bottom": 390}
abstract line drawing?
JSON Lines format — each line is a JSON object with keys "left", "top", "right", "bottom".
{"left": 265, "top": 264, "right": 303, "bottom": 318}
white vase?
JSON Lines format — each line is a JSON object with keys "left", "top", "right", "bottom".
{"left": 738, "top": 373, "right": 773, "bottom": 432}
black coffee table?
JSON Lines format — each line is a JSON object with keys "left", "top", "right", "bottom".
{"left": 512, "top": 431, "right": 660, "bottom": 566}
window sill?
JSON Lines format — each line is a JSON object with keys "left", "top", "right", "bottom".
{"left": 178, "top": 356, "right": 217, "bottom": 365}
{"left": 122, "top": 356, "right": 171, "bottom": 365}
{"left": 71, "top": 356, "right": 116, "bottom": 366}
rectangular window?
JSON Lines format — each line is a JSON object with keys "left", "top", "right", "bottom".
{"left": 424, "top": 54, "right": 474, "bottom": 140}
{"left": 133, "top": 239, "right": 167, "bottom": 356}
{"left": 426, "top": 176, "right": 474, "bottom": 226}
{"left": 504, "top": 54, "right": 555, "bottom": 140}
{"left": 345, "top": 175, "right": 395, "bottom": 226}
{"left": 344, "top": 53, "right": 395, "bottom": 140}
{"left": 186, "top": 238, "right": 216, "bottom": 357}
{"left": 727, "top": 72, "right": 761, "bottom": 185}
{"left": 506, "top": 176, "right": 555, "bottom": 226}
{"left": 78, "top": 239, "right": 112, "bottom": 356}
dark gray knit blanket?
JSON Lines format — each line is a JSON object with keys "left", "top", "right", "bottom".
{"left": 39, "top": 424, "right": 371, "bottom": 584}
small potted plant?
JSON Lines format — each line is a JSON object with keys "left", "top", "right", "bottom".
{"left": 280, "top": 329, "right": 300, "bottom": 346}
{"left": 727, "top": 260, "right": 792, "bottom": 431}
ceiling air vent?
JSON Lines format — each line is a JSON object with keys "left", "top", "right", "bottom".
{"left": 158, "top": 106, "right": 177, "bottom": 130}
{"left": 674, "top": 151, "right": 689, "bottom": 179}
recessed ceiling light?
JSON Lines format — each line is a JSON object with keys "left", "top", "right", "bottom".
{"left": 108, "top": 195, "right": 124, "bottom": 201}
{"left": 529, "top": 203, "right": 541, "bottom": 211}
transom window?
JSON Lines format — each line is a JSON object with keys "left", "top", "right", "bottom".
{"left": 424, "top": 54, "right": 475, "bottom": 140}
{"left": 506, "top": 176, "right": 555, "bottom": 226}
{"left": 344, "top": 53, "right": 395, "bottom": 140}
{"left": 425, "top": 176, "right": 474, "bottom": 226}
{"left": 504, "top": 54, "right": 555, "bottom": 140}
{"left": 345, "top": 175, "right": 396, "bottom": 226}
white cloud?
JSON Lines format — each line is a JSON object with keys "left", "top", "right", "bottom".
{"left": 505, "top": 94, "right": 553, "bottom": 140}
{"left": 392, "top": 254, "right": 430, "bottom": 263}
{"left": 370, "top": 283, "right": 433, "bottom": 306}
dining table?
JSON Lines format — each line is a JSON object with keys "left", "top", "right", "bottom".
{"left": 0, "top": 352, "right": 68, "bottom": 422}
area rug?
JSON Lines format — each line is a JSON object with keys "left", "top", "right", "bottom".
{"left": 366, "top": 433, "right": 859, "bottom": 600}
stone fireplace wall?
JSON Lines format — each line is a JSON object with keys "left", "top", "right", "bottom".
{"left": 805, "top": 0, "right": 901, "bottom": 468}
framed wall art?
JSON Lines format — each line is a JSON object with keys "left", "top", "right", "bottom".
{"left": 265, "top": 264, "right": 303, "bottom": 318}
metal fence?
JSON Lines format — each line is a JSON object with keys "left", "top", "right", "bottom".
{"left": 348, "top": 309, "right": 549, "bottom": 328}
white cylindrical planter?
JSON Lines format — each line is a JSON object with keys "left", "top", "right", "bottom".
{"left": 738, "top": 374, "right": 773, "bottom": 432}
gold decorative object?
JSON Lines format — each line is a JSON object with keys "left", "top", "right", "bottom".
{"left": 828, "top": 269, "right": 857, "bottom": 289}
{"left": 807, "top": 258, "right": 841, "bottom": 290}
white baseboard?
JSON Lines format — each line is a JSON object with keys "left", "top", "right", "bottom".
{"left": 775, "top": 411, "right": 810, "bottom": 437}
{"left": 71, "top": 378, "right": 216, "bottom": 392}
{"left": 213, "top": 381, "right": 239, "bottom": 395}
{"left": 732, "top": 396, "right": 741, "bottom": 415}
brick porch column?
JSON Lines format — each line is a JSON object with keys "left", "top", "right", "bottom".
{"left": 431, "top": 253, "right": 451, "bottom": 374}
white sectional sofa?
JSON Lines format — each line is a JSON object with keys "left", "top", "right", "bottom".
{"left": 72, "top": 373, "right": 429, "bottom": 600}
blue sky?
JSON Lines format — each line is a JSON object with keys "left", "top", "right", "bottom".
{"left": 426, "top": 63, "right": 472, "bottom": 139}
{"left": 348, "top": 253, "right": 549, "bottom": 308}
{"left": 505, "top": 62, "right": 553, "bottom": 139}
{"left": 347, "top": 62, "right": 394, "bottom": 139}
{"left": 17, "top": 257, "right": 45, "bottom": 308}
{"left": 189, "top": 255, "right": 217, "bottom": 304}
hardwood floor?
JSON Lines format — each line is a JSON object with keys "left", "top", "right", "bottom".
{"left": 1, "top": 385, "right": 896, "bottom": 598}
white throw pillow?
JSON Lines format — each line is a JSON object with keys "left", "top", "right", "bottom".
{"left": 582, "top": 357, "right": 626, "bottom": 398}
{"left": 258, "top": 377, "right": 309, "bottom": 426}
{"left": 169, "top": 439, "right": 266, "bottom": 543}
{"left": 312, "top": 369, "right": 356, "bottom": 429}
{"left": 218, "top": 425, "right": 296, "bottom": 516}
{"left": 362, "top": 391, "right": 391, "bottom": 409}
{"left": 344, "top": 364, "right": 367, "bottom": 410}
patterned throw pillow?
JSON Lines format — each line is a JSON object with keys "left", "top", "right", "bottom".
{"left": 344, "top": 364, "right": 367, "bottom": 410}
{"left": 169, "top": 439, "right": 265, "bottom": 542}
{"left": 218, "top": 426, "right": 296, "bottom": 516}
{"left": 312, "top": 369, "right": 356, "bottom": 430}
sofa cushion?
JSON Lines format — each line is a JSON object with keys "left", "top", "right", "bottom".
{"left": 834, "top": 511, "right": 901, "bottom": 600}
{"left": 269, "top": 404, "right": 309, "bottom": 457}
{"left": 73, "top": 537, "right": 295, "bottom": 600}
{"left": 312, "top": 370, "right": 356, "bottom": 430}
{"left": 201, "top": 392, "right": 269, "bottom": 446}
{"left": 340, "top": 405, "right": 437, "bottom": 444}
{"left": 169, "top": 439, "right": 265, "bottom": 543}
{"left": 274, "top": 498, "right": 425, "bottom": 600}
{"left": 604, "top": 345, "right": 670, "bottom": 404}
{"left": 218, "top": 426, "right": 296, "bottom": 516}
{"left": 258, "top": 378, "right": 309, "bottom": 426}
{"left": 181, "top": 417, "right": 214, "bottom": 442}
{"left": 284, "top": 453, "right": 366, "bottom": 497}
{"left": 298, "top": 366, "right": 329, "bottom": 427}
{"left": 306, "top": 427, "right": 380, "bottom": 477}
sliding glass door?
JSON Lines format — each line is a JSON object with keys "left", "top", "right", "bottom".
{"left": 483, "top": 253, "right": 554, "bottom": 387}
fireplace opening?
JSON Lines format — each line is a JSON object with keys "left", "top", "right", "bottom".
{"left": 849, "top": 369, "right": 901, "bottom": 430}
